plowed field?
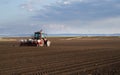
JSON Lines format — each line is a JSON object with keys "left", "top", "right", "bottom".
{"left": 0, "top": 37, "right": 120, "bottom": 75}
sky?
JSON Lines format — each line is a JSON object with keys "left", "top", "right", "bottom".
{"left": 0, "top": 0, "right": 120, "bottom": 35}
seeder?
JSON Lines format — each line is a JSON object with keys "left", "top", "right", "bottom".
{"left": 20, "top": 30, "right": 51, "bottom": 47}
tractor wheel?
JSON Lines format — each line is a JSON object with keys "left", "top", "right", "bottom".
{"left": 46, "top": 40, "right": 51, "bottom": 47}
{"left": 37, "top": 39, "right": 44, "bottom": 47}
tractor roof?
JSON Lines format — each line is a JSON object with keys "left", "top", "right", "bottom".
{"left": 35, "top": 30, "right": 43, "bottom": 34}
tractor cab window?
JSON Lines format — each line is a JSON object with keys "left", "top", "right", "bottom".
{"left": 41, "top": 33, "right": 45, "bottom": 38}
{"left": 34, "top": 33, "right": 40, "bottom": 39}
{"left": 34, "top": 32, "right": 45, "bottom": 39}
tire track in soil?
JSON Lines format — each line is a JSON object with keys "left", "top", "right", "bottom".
{"left": 1, "top": 38, "right": 120, "bottom": 75}
{"left": 1, "top": 50, "right": 120, "bottom": 75}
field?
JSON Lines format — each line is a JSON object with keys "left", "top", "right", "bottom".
{"left": 0, "top": 37, "right": 120, "bottom": 75}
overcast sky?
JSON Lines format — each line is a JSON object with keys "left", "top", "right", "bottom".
{"left": 0, "top": 0, "right": 120, "bottom": 35}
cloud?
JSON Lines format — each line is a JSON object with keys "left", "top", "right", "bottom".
{"left": 1, "top": 0, "right": 120, "bottom": 35}
{"left": 88, "top": 16, "right": 120, "bottom": 28}
{"left": 57, "top": 0, "right": 84, "bottom": 5}
{"left": 75, "top": 16, "right": 120, "bottom": 34}
{"left": 20, "top": 0, "right": 57, "bottom": 12}
{"left": 32, "top": 0, "right": 120, "bottom": 22}
{"left": 28, "top": 0, "right": 120, "bottom": 34}
{"left": 20, "top": 0, "right": 42, "bottom": 12}
{"left": 59, "top": 0, "right": 110, "bottom": 5}
{"left": 21, "top": 3, "right": 33, "bottom": 12}
{"left": 20, "top": 0, "right": 36, "bottom": 12}
{"left": 40, "top": 24, "right": 71, "bottom": 33}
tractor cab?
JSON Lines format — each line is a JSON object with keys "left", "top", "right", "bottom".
{"left": 34, "top": 31, "right": 46, "bottom": 39}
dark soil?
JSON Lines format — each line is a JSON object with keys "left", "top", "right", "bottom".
{"left": 0, "top": 37, "right": 120, "bottom": 75}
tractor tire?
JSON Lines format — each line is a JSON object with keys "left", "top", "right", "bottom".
{"left": 37, "top": 39, "right": 44, "bottom": 47}
{"left": 46, "top": 40, "right": 51, "bottom": 47}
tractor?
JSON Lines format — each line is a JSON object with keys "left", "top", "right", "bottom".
{"left": 20, "top": 30, "right": 51, "bottom": 47}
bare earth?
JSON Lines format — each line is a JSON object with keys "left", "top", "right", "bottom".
{"left": 0, "top": 37, "right": 120, "bottom": 75}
